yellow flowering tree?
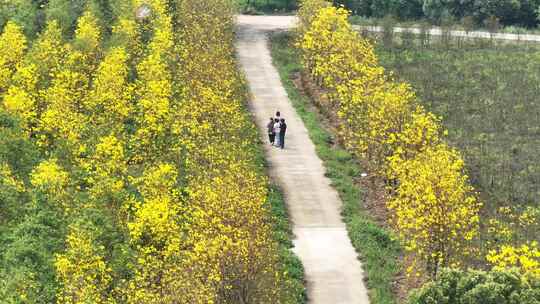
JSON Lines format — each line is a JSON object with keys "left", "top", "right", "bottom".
{"left": 55, "top": 224, "right": 113, "bottom": 304}
{"left": 26, "top": 20, "right": 66, "bottom": 88}
{"left": 171, "top": 1, "right": 287, "bottom": 301}
{"left": 2, "top": 63, "right": 39, "bottom": 133}
{"left": 30, "top": 158, "right": 70, "bottom": 208}
{"left": 297, "top": 0, "right": 482, "bottom": 279}
{"left": 85, "top": 134, "right": 129, "bottom": 213}
{"left": 86, "top": 47, "right": 133, "bottom": 136}
{"left": 73, "top": 10, "right": 101, "bottom": 71}
{"left": 388, "top": 145, "right": 481, "bottom": 277}
{"left": 487, "top": 242, "right": 540, "bottom": 278}
{"left": 38, "top": 67, "right": 88, "bottom": 153}
{"left": 297, "top": 0, "right": 332, "bottom": 37}
{"left": 0, "top": 21, "right": 27, "bottom": 92}
{"left": 125, "top": 163, "right": 192, "bottom": 303}
{"left": 131, "top": 0, "right": 174, "bottom": 163}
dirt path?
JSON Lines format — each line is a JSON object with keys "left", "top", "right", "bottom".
{"left": 235, "top": 15, "right": 370, "bottom": 304}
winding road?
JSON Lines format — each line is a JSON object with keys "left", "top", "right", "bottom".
{"left": 235, "top": 15, "right": 370, "bottom": 304}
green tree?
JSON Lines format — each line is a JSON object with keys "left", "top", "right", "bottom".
{"left": 0, "top": 0, "right": 41, "bottom": 37}
{"left": 45, "top": 0, "right": 85, "bottom": 35}
{"left": 370, "top": 0, "right": 401, "bottom": 17}
{"left": 409, "top": 268, "right": 540, "bottom": 304}
{"left": 474, "top": 0, "right": 540, "bottom": 27}
{"left": 423, "top": 0, "right": 451, "bottom": 21}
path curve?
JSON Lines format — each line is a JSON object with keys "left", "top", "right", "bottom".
{"left": 235, "top": 15, "right": 370, "bottom": 304}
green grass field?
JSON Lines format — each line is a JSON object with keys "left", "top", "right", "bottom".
{"left": 374, "top": 37, "right": 540, "bottom": 212}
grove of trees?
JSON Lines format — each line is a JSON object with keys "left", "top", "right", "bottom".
{"left": 298, "top": 0, "right": 481, "bottom": 278}
{"left": 239, "top": 0, "right": 540, "bottom": 27}
{"left": 0, "top": 0, "right": 301, "bottom": 303}
{"left": 336, "top": 0, "right": 540, "bottom": 26}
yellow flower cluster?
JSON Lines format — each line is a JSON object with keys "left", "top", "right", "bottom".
{"left": 30, "top": 158, "right": 70, "bottom": 204}
{"left": 487, "top": 242, "right": 540, "bottom": 278}
{"left": 55, "top": 224, "right": 114, "bottom": 304}
{"left": 0, "top": 21, "right": 26, "bottom": 92}
{"left": 485, "top": 206, "right": 540, "bottom": 276}
{"left": 297, "top": 0, "right": 481, "bottom": 278}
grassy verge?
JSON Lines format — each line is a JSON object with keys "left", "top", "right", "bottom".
{"left": 270, "top": 31, "right": 401, "bottom": 304}
{"left": 268, "top": 184, "right": 307, "bottom": 303}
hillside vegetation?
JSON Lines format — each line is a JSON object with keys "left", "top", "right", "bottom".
{"left": 0, "top": 0, "right": 302, "bottom": 303}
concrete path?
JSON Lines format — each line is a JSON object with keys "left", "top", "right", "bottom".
{"left": 235, "top": 15, "right": 370, "bottom": 304}
{"left": 232, "top": 14, "right": 540, "bottom": 43}
{"left": 355, "top": 25, "right": 540, "bottom": 42}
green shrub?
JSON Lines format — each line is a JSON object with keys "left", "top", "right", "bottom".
{"left": 0, "top": 205, "right": 66, "bottom": 303}
{"left": 423, "top": 0, "right": 452, "bottom": 22}
{"left": 0, "top": 111, "right": 39, "bottom": 179}
{"left": 0, "top": 0, "right": 41, "bottom": 38}
{"left": 45, "top": 0, "right": 85, "bottom": 35}
{"left": 370, "top": 0, "right": 400, "bottom": 18}
{"left": 409, "top": 268, "right": 540, "bottom": 304}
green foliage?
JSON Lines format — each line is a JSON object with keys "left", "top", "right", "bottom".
{"left": 408, "top": 268, "right": 540, "bottom": 304}
{"left": 0, "top": 0, "right": 41, "bottom": 38}
{"left": 0, "top": 110, "right": 39, "bottom": 178}
{"left": 335, "top": 0, "right": 424, "bottom": 19}
{"left": 343, "top": 0, "right": 539, "bottom": 27}
{"left": 45, "top": 0, "right": 94, "bottom": 36}
{"left": 334, "top": 0, "right": 372, "bottom": 16}
{"left": 398, "top": 0, "right": 425, "bottom": 19}
{"left": 0, "top": 203, "right": 66, "bottom": 303}
{"left": 0, "top": 109, "right": 64, "bottom": 303}
{"left": 423, "top": 0, "right": 452, "bottom": 21}
{"left": 370, "top": 0, "right": 400, "bottom": 18}
{"left": 237, "top": 0, "right": 297, "bottom": 12}
{"left": 473, "top": 0, "right": 540, "bottom": 27}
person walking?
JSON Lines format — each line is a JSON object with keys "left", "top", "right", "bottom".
{"left": 273, "top": 118, "right": 281, "bottom": 147}
{"left": 267, "top": 117, "right": 275, "bottom": 145}
{"left": 279, "top": 118, "right": 287, "bottom": 149}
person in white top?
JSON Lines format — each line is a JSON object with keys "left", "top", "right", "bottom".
{"left": 273, "top": 118, "right": 281, "bottom": 147}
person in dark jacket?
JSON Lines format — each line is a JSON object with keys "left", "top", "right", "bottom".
{"left": 267, "top": 117, "right": 275, "bottom": 145}
{"left": 279, "top": 118, "right": 287, "bottom": 149}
